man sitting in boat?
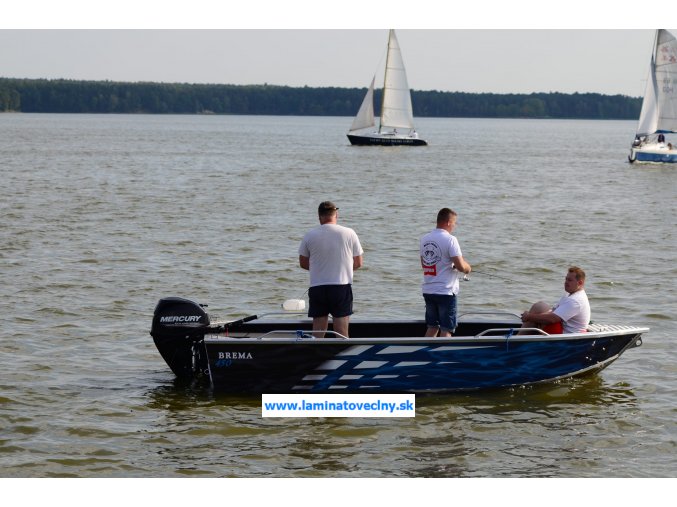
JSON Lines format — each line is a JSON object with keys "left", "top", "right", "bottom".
{"left": 519, "top": 266, "right": 591, "bottom": 334}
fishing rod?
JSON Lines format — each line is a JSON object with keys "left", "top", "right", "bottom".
{"left": 461, "top": 270, "right": 522, "bottom": 284}
{"left": 196, "top": 290, "right": 311, "bottom": 334}
{"left": 207, "top": 296, "right": 309, "bottom": 334}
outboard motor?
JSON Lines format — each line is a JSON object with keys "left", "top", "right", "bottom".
{"left": 150, "top": 297, "right": 211, "bottom": 379}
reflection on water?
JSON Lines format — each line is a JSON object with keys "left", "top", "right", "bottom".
{"left": 408, "top": 377, "right": 641, "bottom": 478}
{"left": 137, "top": 374, "right": 641, "bottom": 478}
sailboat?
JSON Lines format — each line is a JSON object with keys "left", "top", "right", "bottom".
{"left": 629, "top": 29, "right": 677, "bottom": 163}
{"left": 347, "top": 30, "right": 427, "bottom": 146}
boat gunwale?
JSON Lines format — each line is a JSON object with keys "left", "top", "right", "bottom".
{"left": 203, "top": 324, "right": 648, "bottom": 344}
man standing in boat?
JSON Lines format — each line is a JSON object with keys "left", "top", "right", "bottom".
{"left": 299, "top": 201, "right": 363, "bottom": 338}
{"left": 420, "top": 208, "right": 472, "bottom": 337}
{"left": 520, "top": 266, "right": 591, "bottom": 334}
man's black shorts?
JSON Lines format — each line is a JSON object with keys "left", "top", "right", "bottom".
{"left": 308, "top": 284, "right": 353, "bottom": 318}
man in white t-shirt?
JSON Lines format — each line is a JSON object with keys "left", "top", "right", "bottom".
{"left": 520, "top": 266, "right": 591, "bottom": 334}
{"left": 420, "top": 208, "right": 472, "bottom": 337}
{"left": 299, "top": 201, "right": 363, "bottom": 337}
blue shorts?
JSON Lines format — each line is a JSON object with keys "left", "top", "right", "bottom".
{"left": 308, "top": 285, "right": 353, "bottom": 318}
{"left": 423, "top": 293, "right": 457, "bottom": 333}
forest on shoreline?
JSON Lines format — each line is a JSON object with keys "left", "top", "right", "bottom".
{"left": 0, "top": 78, "right": 641, "bottom": 119}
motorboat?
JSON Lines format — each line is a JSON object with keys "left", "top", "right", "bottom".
{"left": 150, "top": 296, "right": 647, "bottom": 393}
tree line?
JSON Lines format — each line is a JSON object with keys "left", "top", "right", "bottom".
{"left": 0, "top": 78, "right": 641, "bottom": 119}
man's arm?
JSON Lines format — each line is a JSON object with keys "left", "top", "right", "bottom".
{"left": 299, "top": 255, "right": 309, "bottom": 270}
{"left": 521, "top": 310, "right": 562, "bottom": 325}
{"left": 353, "top": 255, "right": 363, "bottom": 270}
{"left": 451, "top": 255, "right": 471, "bottom": 274}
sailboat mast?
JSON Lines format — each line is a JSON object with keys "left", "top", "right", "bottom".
{"left": 379, "top": 29, "right": 394, "bottom": 134}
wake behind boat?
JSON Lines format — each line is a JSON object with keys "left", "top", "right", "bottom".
{"left": 629, "top": 29, "right": 677, "bottom": 164}
{"left": 347, "top": 30, "right": 427, "bottom": 146}
{"left": 150, "top": 297, "right": 647, "bottom": 393}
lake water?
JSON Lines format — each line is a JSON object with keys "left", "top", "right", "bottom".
{"left": 0, "top": 114, "right": 675, "bottom": 487}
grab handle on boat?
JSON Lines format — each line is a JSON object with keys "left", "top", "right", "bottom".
{"left": 303, "top": 330, "right": 349, "bottom": 340}
{"left": 475, "top": 327, "right": 549, "bottom": 337}
{"left": 253, "top": 330, "right": 349, "bottom": 340}
{"left": 257, "top": 311, "right": 307, "bottom": 318}
{"left": 458, "top": 311, "right": 522, "bottom": 320}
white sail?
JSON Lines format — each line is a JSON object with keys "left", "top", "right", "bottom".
{"left": 380, "top": 29, "right": 415, "bottom": 131}
{"left": 654, "top": 29, "right": 677, "bottom": 133}
{"left": 349, "top": 75, "right": 376, "bottom": 132}
{"left": 636, "top": 43, "right": 659, "bottom": 136}
{"left": 637, "top": 29, "right": 677, "bottom": 136}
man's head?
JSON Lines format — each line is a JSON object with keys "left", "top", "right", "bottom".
{"left": 436, "top": 207, "right": 458, "bottom": 232}
{"left": 565, "top": 266, "right": 586, "bottom": 294}
{"left": 318, "top": 201, "right": 339, "bottom": 224}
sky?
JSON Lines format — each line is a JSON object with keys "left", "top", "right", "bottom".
{"left": 1, "top": 2, "right": 669, "bottom": 97}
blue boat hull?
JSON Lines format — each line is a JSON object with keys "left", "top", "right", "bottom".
{"left": 629, "top": 147, "right": 677, "bottom": 163}
{"left": 202, "top": 330, "right": 643, "bottom": 393}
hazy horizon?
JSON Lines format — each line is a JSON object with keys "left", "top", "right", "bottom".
{"left": 1, "top": 3, "right": 669, "bottom": 97}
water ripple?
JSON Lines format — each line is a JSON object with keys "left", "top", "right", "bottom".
{"left": 0, "top": 114, "right": 674, "bottom": 478}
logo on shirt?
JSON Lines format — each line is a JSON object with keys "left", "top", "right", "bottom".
{"left": 421, "top": 241, "right": 441, "bottom": 276}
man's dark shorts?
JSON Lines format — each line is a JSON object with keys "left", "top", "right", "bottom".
{"left": 308, "top": 284, "right": 353, "bottom": 318}
{"left": 423, "top": 293, "right": 457, "bottom": 333}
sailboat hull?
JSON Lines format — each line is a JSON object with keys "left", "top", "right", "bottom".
{"left": 629, "top": 145, "right": 677, "bottom": 163}
{"left": 347, "top": 133, "right": 427, "bottom": 146}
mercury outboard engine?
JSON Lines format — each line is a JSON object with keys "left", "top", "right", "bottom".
{"left": 150, "top": 297, "right": 211, "bottom": 379}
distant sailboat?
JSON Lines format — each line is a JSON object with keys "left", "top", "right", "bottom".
{"left": 347, "top": 30, "right": 427, "bottom": 146}
{"left": 629, "top": 29, "right": 677, "bottom": 163}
